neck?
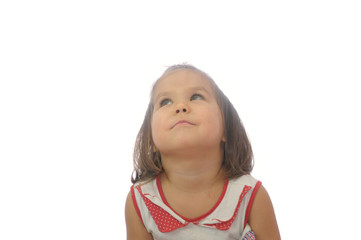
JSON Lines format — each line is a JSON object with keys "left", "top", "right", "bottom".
{"left": 160, "top": 149, "right": 225, "bottom": 193}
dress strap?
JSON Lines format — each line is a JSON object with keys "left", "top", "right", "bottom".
{"left": 130, "top": 185, "right": 143, "bottom": 224}
{"left": 243, "top": 181, "right": 262, "bottom": 228}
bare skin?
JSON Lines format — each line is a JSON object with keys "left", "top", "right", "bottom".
{"left": 159, "top": 150, "right": 226, "bottom": 220}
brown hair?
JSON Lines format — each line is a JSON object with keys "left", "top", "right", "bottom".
{"left": 131, "top": 64, "right": 253, "bottom": 183}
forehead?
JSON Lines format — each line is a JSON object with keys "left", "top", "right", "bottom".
{"left": 152, "top": 69, "right": 215, "bottom": 97}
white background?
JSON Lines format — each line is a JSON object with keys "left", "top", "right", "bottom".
{"left": 1, "top": 0, "right": 360, "bottom": 239}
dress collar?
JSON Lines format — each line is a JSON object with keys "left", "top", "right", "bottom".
{"left": 135, "top": 176, "right": 253, "bottom": 233}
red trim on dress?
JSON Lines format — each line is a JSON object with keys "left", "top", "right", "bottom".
{"left": 136, "top": 183, "right": 188, "bottom": 233}
{"left": 205, "top": 185, "right": 252, "bottom": 230}
{"left": 130, "top": 185, "right": 144, "bottom": 225}
{"left": 243, "top": 180, "right": 262, "bottom": 228}
{"left": 156, "top": 175, "right": 229, "bottom": 223}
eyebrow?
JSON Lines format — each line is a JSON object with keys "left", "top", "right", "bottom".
{"left": 153, "top": 86, "right": 211, "bottom": 103}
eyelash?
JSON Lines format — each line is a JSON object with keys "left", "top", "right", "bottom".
{"left": 159, "top": 93, "right": 204, "bottom": 107}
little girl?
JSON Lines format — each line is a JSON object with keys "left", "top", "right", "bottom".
{"left": 125, "top": 64, "right": 280, "bottom": 240}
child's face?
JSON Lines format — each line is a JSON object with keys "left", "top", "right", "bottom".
{"left": 151, "top": 69, "right": 224, "bottom": 155}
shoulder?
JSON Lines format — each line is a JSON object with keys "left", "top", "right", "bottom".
{"left": 125, "top": 189, "right": 153, "bottom": 240}
{"left": 248, "top": 185, "right": 281, "bottom": 240}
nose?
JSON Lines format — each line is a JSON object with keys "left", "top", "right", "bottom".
{"left": 175, "top": 103, "right": 189, "bottom": 114}
{"left": 176, "top": 108, "right": 187, "bottom": 114}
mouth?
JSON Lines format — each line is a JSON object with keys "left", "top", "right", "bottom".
{"left": 171, "top": 120, "right": 195, "bottom": 129}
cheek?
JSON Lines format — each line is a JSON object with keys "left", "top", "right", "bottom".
{"left": 150, "top": 116, "right": 158, "bottom": 139}
{"left": 151, "top": 113, "right": 162, "bottom": 131}
{"left": 150, "top": 113, "right": 165, "bottom": 146}
{"left": 210, "top": 109, "right": 224, "bottom": 138}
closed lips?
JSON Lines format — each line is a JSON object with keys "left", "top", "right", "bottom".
{"left": 172, "top": 120, "right": 194, "bottom": 128}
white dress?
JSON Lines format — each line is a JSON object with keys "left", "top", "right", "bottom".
{"left": 131, "top": 174, "right": 261, "bottom": 240}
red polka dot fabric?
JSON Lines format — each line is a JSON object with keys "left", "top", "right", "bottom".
{"left": 136, "top": 185, "right": 188, "bottom": 232}
{"left": 143, "top": 193, "right": 188, "bottom": 231}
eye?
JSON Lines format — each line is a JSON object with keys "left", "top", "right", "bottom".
{"left": 159, "top": 98, "right": 172, "bottom": 107}
{"left": 190, "top": 93, "right": 204, "bottom": 101}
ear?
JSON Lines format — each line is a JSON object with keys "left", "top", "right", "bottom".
{"left": 221, "top": 135, "right": 226, "bottom": 142}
